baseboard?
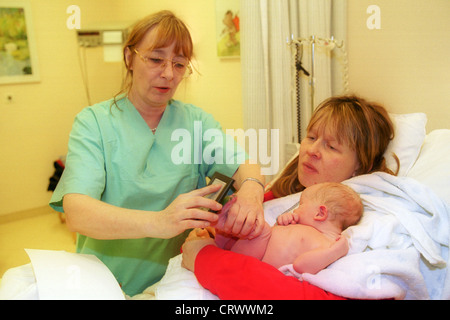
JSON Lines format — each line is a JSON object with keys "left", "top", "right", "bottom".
{"left": 0, "top": 206, "right": 54, "bottom": 225}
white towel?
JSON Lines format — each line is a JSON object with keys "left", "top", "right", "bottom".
{"left": 286, "top": 173, "right": 450, "bottom": 300}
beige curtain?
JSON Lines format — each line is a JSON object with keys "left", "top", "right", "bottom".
{"left": 240, "top": 0, "right": 347, "bottom": 179}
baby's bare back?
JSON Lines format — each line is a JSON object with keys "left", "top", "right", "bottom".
{"left": 261, "top": 224, "right": 334, "bottom": 269}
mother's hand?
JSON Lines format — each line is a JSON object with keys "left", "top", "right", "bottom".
{"left": 181, "top": 228, "right": 217, "bottom": 272}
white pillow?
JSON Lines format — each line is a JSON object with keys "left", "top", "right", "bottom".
{"left": 0, "top": 264, "right": 38, "bottom": 300}
{"left": 384, "top": 113, "right": 427, "bottom": 176}
{"left": 407, "top": 129, "right": 450, "bottom": 206}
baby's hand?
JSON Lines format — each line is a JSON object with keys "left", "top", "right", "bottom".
{"left": 277, "top": 212, "right": 299, "bottom": 226}
{"left": 331, "top": 236, "right": 349, "bottom": 257}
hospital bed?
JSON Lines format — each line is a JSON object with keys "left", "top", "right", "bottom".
{"left": 135, "top": 113, "right": 450, "bottom": 300}
{"left": 1, "top": 113, "right": 449, "bottom": 300}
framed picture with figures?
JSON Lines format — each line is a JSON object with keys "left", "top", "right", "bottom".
{"left": 215, "top": 0, "right": 240, "bottom": 58}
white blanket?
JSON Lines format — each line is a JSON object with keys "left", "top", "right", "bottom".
{"left": 281, "top": 172, "right": 449, "bottom": 300}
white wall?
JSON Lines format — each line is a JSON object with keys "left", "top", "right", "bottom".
{"left": 0, "top": 0, "right": 242, "bottom": 216}
{"left": 347, "top": 0, "right": 450, "bottom": 132}
{"left": 2, "top": 0, "right": 448, "bottom": 216}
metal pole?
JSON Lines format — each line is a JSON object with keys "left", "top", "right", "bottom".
{"left": 310, "top": 35, "right": 315, "bottom": 115}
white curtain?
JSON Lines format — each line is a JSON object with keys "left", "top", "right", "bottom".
{"left": 240, "top": 0, "right": 347, "bottom": 179}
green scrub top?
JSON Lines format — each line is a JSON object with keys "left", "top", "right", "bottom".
{"left": 50, "top": 97, "right": 245, "bottom": 296}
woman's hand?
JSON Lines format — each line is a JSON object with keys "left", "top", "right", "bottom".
{"left": 181, "top": 228, "right": 217, "bottom": 272}
{"left": 64, "top": 185, "right": 223, "bottom": 240}
{"left": 221, "top": 183, "right": 265, "bottom": 240}
{"left": 155, "top": 184, "right": 223, "bottom": 239}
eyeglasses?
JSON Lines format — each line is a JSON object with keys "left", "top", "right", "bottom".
{"left": 133, "top": 48, "right": 192, "bottom": 78}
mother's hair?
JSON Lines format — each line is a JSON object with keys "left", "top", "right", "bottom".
{"left": 270, "top": 95, "right": 399, "bottom": 198}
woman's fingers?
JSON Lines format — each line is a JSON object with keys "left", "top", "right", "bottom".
{"left": 219, "top": 192, "right": 264, "bottom": 239}
{"left": 184, "top": 184, "right": 223, "bottom": 211}
{"left": 169, "top": 185, "right": 222, "bottom": 213}
{"left": 246, "top": 217, "right": 265, "bottom": 239}
{"left": 185, "top": 208, "right": 219, "bottom": 223}
{"left": 233, "top": 208, "right": 256, "bottom": 237}
{"left": 189, "top": 183, "right": 222, "bottom": 197}
{"left": 221, "top": 202, "right": 258, "bottom": 238}
{"left": 158, "top": 185, "right": 224, "bottom": 238}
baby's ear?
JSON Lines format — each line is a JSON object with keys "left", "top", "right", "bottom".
{"left": 315, "top": 205, "right": 328, "bottom": 221}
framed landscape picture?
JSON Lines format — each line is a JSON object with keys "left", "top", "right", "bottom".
{"left": 0, "top": 0, "right": 40, "bottom": 84}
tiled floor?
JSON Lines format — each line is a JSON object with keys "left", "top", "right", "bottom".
{"left": 0, "top": 206, "right": 76, "bottom": 278}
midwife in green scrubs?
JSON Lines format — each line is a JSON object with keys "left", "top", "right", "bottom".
{"left": 50, "top": 11, "right": 265, "bottom": 296}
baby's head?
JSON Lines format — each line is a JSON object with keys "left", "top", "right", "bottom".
{"left": 302, "top": 182, "right": 363, "bottom": 230}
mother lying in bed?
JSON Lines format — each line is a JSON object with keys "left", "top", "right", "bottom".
{"left": 181, "top": 95, "right": 400, "bottom": 300}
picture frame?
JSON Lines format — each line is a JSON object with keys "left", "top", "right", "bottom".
{"left": 215, "top": 0, "right": 240, "bottom": 58}
{"left": 0, "top": 0, "right": 40, "bottom": 84}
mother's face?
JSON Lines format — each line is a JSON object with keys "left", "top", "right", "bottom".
{"left": 297, "top": 125, "right": 359, "bottom": 187}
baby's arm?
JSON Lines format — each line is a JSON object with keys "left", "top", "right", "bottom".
{"left": 293, "top": 236, "right": 349, "bottom": 275}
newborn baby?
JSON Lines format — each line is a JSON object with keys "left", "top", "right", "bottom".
{"left": 214, "top": 182, "right": 363, "bottom": 274}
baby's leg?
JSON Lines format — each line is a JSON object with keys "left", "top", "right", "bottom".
{"left": 215, "top": 231, "right": 238, "bottom": 250}
{"left": 228, "top": 222, "right": 272, "bottom": 261}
